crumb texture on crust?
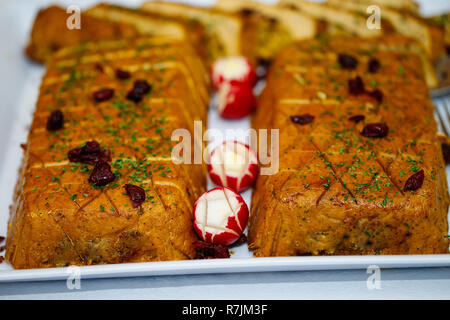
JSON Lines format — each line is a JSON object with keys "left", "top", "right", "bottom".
{"left": 25, "top": 5, "right": 139, "bottom": 64}
{"left": 249, "top": 36, "right": 449, "bottom": 256}
{"left": 141, "top": 1, "right": 243, "bottom": 61}
{"left": 7, "top": 37, "right": 209, "bottom": 269}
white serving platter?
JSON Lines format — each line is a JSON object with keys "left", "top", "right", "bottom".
{"left": 0, "top": 0, "right": 449, "bottom": 282}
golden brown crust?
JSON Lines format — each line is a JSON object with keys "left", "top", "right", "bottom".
{"left": 84, "top": 4, "right": 215, "bottom": 69}
{"left": 325, "top": 0, "right": 445, "bottom": 62}
{"left": 140, "top": 1, "right": 243, "bottom": 64}
{"left": 279, "top": 0, "right": 382, "bottom": 38}
{"left": 25, "top": 4, "right": 212, "bottom": 68}
{"left": 25, "top": 5, "right": 139, "bottom": 64}
{"left": 233, "top": 10, "right": 294, "bottom": 66}
{"left": 214, "top": 0, "right": 317, "bottom": 65}
{"left": 249, "top": 36, "right": 449, "bottom": 256}
{"left": 7, "top": 37, "right": 208, "bottom": 269}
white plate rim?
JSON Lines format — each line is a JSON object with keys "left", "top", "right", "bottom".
{"left": 1, "top": 0, "right": 450, "bottom": 283}
{"left": 1, "top": 254, "right": 450, "bottom": 282}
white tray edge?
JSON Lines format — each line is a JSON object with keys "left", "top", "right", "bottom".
{"left": 1, "top": 0, "right": 450, "bottom": 284}
{"left": 1, "top": 254, "right": 450, "bottom": 282}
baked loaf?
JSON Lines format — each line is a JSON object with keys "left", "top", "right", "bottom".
{"left": 214, "top": 0, "right": 439, "bottom": 88}
{"left": 85, "top": 4, "right": 187, "bottom": 40}
{"left": 341, "top": 0, "right": 419, "bottom": 14}
{"left": 325, "top": 0, "right": 445, "bottom": 62}
{"left": 85, "top": 4, "right": 211, "bottom": 68}
{"left": 141, "top": 1, "right": 242, "bottom": 66}
{"left": 25, "top": 5, "right": 139, "bottom": 64}
{"left": 6, "top": 37, "right": 208, "bottom": 268}
{"left": 27, "top": 3, "right": 241, "bottom": 68}
{"left": 279, "top": 0, "right": 442, "bottom": 88}
{"left": 214, "top": 0, "right": 317, "bottom": 66}
{"left": 277, "top": 0, "right": 382, "bottom": 38}
{"left": 429, "top": 13, "right": 450, "bottom": 47}
{"left": 250, "top": 36, "right": 449, "bottom": 256}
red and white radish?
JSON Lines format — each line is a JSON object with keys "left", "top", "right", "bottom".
{"left": 211, "top": 56, "right": 257, "bottom": 89}
{"left": 208, "top": 141, "right": 258, "bottom": 193}
{"left": 193, "top": 187, "right": 249, "bottom": 245}
{"left": 217, "top": 81, "right": 257, "bottom": 119}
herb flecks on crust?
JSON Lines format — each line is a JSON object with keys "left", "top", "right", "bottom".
{"left": 249, "top": 36, "right": 448, "bottom": 256}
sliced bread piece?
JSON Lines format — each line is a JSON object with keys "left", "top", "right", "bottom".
{"left": 141, "top": 1, "right": 242, "bottom": 64}
{"left": 25, "top": 5, "right": 138, "bottom": 63}
{"left": 214, "top": 0, "right": 317, "bottom": 65}
{"left": 326, "top": 0, "right": 445, "bottom": 62}
{"left": 339, "top": 0, "right": 419, "bottom": 15}
{"left": 279, "top": 0, "right": 382, "bottom": 38}
{"left": 84, "top": 3, "right": 212, "bottom": 70}
{"left": 428, "top": 13, "right": 450, "bottom": 47}
{"left": 85, "top": 3, "right": 187, "bottom": 40}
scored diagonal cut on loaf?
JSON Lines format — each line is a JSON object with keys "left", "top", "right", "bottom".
{"left": 249, "top": 36, "right": 450, "bottom": 256}
{"left": 6, "top": 37, "right": 209, "bottom": 268}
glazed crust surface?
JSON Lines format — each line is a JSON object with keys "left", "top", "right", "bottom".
{"left": 7, "top": 37, "right": 208, "bottom": 269}
{"left": 249, "top": 36, "right": 449, "bottom": 256}
{"left": 25, "top": 5, "right": 139, "bottom": 64}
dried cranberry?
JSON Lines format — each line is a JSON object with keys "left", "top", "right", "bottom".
{"left": 93, "top": 88, "right": 114, "bottom": 102}
{"left": 368, "top": 58, "right": 380, "bottom": 73}
{"left": 348, "top": 115, "right": 365, "bottom": 123}
{"left": 367, "top": 89, "right": 383, "bottom": 103}
{"left": 256, "top": 57, "right": 273, "bottom": 79}
{"left": 126, "top": 90, "right": 143, "bottom": 103}
{"left": 404, "top": 169, "right": 424, "bottom": 191}
{"left": 133, "top": 80, "right": 151, "bottom": 95}
{"left": 257, "top": 57, "right": 273, "bottom": 68}
{"left": 361, "top": 123, "right": 389, "bottom": 138}
{"left": 285, "top": 4, "right": 297, "bottom": 10}
{"left": 46, "top": 110, "right": 64, "bottom": 131}
{"left": 268, "top": 17, "right": 278, "bottom": 24}
{"left": 88, "top": 160, "right": 115, "bottom": 186}
{"left": 240, "top": 8, "right": 255, "bottom": 15}
{"left": 124, "top": 184, "right": 146, "bottom": 208}
{"left": 126, "top": 80, "right": 152, "bottom": 103}
{"left": 338, "top": 53, "right": 358, "bottom": 70}
{"left": 348, "top": 76, "right": 365, "bottom": 95}
{"left": 442, "top": 143, "right": 450, "bottom": 164}
{"left": 348, "top": 76, "right": 382, "bottom": 103}
{"left": 94, "top": 63, "right": 104, "bottom": 72}
{"left": 229, "top": 234, "right": 247, "bottom": 248}
{"left": 193, "top": 241, "right": 230, "bottom": 259}
{"left": 68, "top": 140, "right": 111, "bottom": 165}
{"left": 290, "top": 114, "right": 315, "bottom": 125}
{"left": 115, "top": 69, "right": 131, "bottom": 80}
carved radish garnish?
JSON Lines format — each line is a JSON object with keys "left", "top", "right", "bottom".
{"left": 216, "top": 81, "right": 257, "bottom": 119}
{"left": 193, "top": 187, "right": 249, "bottom": 245}
{"left": 208, "top": 141, "right": 258, "bottom": 192}
{"left": 211, "top": 56, "right": 257, "bottom": 89}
